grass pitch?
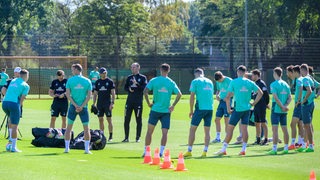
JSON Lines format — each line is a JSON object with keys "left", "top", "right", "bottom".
{"left": 0, "top": 95, "right": 319, "bottom": 180}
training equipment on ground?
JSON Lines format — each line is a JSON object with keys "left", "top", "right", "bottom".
{"left": 142, "top": 146, "right": 152, "bottom": 164}
{"left": 175, "top": 152, "right": 187, "bottom": 171}
{"left": 160, "top": 149, "right": 174, "bottom": 169}
{"left": 310, "top": 170, "right": 316, "bottom": 180}
{"left": 46, "top": 128, "right": 55, "bottom": 138}
{"left": 6, "top": 142, "right": 12, "bottom": 152}
{"left": 150, "top": 148, "right": 160, "bottom": 165}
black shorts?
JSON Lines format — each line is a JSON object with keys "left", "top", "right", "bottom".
{"left": 254, "top": 107, "right": 266, "bottom": 123}
{"left": 51, "top": 100, "right": 68, "bottom": 117}
{"left": 97, "top": 104, "right": 112, "bottom": 117}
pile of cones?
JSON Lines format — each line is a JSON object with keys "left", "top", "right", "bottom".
{"left": 142, "top": 146, "right": 187, "bottom": 172}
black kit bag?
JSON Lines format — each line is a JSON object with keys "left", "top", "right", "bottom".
{"left": 70, "top": 129, "right": 106, "bottom": 150}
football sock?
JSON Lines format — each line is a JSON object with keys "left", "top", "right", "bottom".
{"left": 85, "top": 140, "right": 90, "bottom": 152}
{"left": 188, "top": 146, "right": 192, "bottom": 152}
{"left": 284, "top": 144, "right": 288, "bottom": 151}
{"left": 9, "top": 128, "right": 12, "bottom": 139}
{"left": 300, "top": 138, "right": 304, "bottom": 145}
{"left": 65, "top": 140, "right": 70, "bottom": 151}
{"left": 160, "top": 145, "right": 165, "bottom": 155}
{"left": 216, "top": 132, "right": 221, "bottom": 139}
{"left": 11, "top": 138, "right": 17, "bottom": 150}
{"left": 272, "top": 144, "right": 277, "bottom": 151}
{"left": 309, "top": 144, "right": 314, "bottom": 149}
{"left": 298, "top": 136, "right": 302, "bottom": 144}
{"left": 203, "top": 146, "right": 208, "bottom": 152}
{"left": 241, "top": 143, "right": 247, "bottom": 152}
{"left": 291, "top": 138, "right": 296, "bottom": 145}
{"left": 221, "top": 142, "right": 228, "bottom": 152}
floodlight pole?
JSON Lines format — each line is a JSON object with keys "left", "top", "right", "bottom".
{"left": 244, "top": 0, "right": 248, "bottom": 67}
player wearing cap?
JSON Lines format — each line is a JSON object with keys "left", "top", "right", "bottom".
{"left": 49, "top": 70, "right": 68, "bottom": 129}
{"left": 1, "top": 67, "right": 22, "bottom": 140}
{"left": 122, "top": 62, "right": 147, "bottom": 143}
{"left": 2, "top": 69, "right": 30, "bottom": 152}
{"left": 92, "top": 67, "right": 116, "bottom": 141}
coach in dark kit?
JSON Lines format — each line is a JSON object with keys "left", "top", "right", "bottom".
{"left": 122, "top": 62, "right": 147, "bottom": 143}
{"left": 93, "top": 67, "right": 115, "bottom": 142}
{"left": 49, "top": 70, "right": 68, "bottom": 129}
{"left": 251, "top": 69, "right": 269, "bottom": 145}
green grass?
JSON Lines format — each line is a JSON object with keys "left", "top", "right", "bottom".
{"left": 0, "top": 95, "right": 319, "bottom": 180}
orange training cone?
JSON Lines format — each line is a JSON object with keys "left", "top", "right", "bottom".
{"left": 175, "top": 152, "right": 187, "bottom": 171}
{"left": 143, "top": 146, "right": 152, "bottom": 164}
{"left": 150, "top": 148, "right": 160, "bottom": 165}
{"left": 160, "top": 149, "right": 174, "bottom": 169}
{"left": 310, "top": 170, "right": 316, "bottom": 180}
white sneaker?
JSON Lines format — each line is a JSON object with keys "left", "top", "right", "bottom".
{"left": 64, "top": 149, "right": 70, "bottom": 153}
{"left": 85, "top": 151, "right": 92, "bottom": 154}
{"left": 11, "top": 148, "right": 22, "bottom": 153}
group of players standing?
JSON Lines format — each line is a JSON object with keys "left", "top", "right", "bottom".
{"left": 1, "top": 62, "right": 317, "bottom": 156}
{"left": 184, "top": 63, "right": 318, "bottom": 157}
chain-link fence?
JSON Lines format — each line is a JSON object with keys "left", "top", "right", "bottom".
{"left": 0, "top": 35, "right": 319, "bottom": 96}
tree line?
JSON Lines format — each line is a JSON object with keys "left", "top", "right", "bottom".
{"left": 1, "top": 0, "right": 319, "bottom": 69}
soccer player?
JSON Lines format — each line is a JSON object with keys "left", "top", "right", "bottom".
{"left": 250, "top": 69, "right": 269, "bottom": 145}
{"left": 92, "top": 67, "right": 116, "bottom": 141}
{"left": 183, "top": 68, "right": 214, "bottom": 158}
{"left": 89, "top": 67, "right": 100, "bottom": 92}
{"left": 0, "top": 68, "right": 9, "bottom": 101}
{"left": 287, "top": 65, "right": 304, "bottom": 150}
{"left": 216, "top": 65, "right": 262, "bottom": 156}
{"left": 49, "top": 70, "right": 68, "bottom": 129}
{"left": 122, "top": 63, "right": 147, "bottom": 143}
{"left": 297, "top": 64, "right": 315, "bottom": 152}
{"left": 1, "top": 67, "right": 22, "bottom": 140}
{"left": 211, "top": 71, "right": 232, "bottom": 143}
{"left": 2, "top": 69, "right": 30, "bottom": 152}
{"left": 267, "top": 67, "right": 292, "bottom": 155}
{"left": 143, "top": 63, "right": 182, "bottom": 157}
{"left": 64, "top": 64, "right": 92, "bottom": 154}
{"left": 308, "top": 66, "right": 320, "bottom": 98}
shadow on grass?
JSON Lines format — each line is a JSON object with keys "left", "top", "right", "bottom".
{"left": 110, "top": 156, "right": 143, "bottom": 160}
{"left": 24, "top": 153, "right": 60, "bottom": 156}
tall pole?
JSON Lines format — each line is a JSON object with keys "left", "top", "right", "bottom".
{"left": 244, "top": 0, "right": 248, "bottom": 67}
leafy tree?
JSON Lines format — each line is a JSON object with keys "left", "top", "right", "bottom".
{"left": 0, "top": 0, "right": 52, "bottom": 55}
{"left": 71, "top": 0, "right": 151, "bottom": 67}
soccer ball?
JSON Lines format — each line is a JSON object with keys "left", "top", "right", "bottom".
{"left": 55, "top": 130, "right": 64, "bottom": 139}
{"left": 46, "top": 131, "right": 55, "bottom": 138}
{"left": 6, "top": 143, "right": 12, "bottom": 152}
{"left": 46, "top": 128, "right": 55, "bottom": 138}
